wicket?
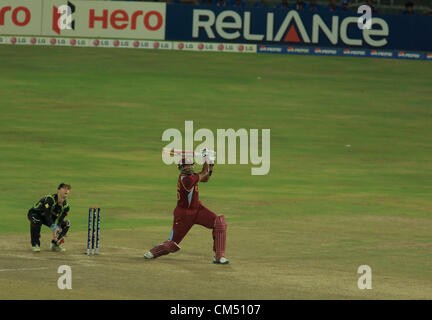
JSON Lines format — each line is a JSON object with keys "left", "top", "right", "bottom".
{"left": 87, "top": 207, "right": 101, "bottom": 255}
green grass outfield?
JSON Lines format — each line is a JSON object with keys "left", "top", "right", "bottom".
{"left": 0, "top": 45, "right": 431, "bottom": 299}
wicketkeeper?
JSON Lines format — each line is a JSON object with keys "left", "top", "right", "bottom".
{"left": 27, "top": 183, "right": 71, "bottom": 252}
{"left": 144, "top": 156, "right": 229, "bottom": 264}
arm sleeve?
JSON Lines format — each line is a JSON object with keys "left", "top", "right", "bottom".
{"left": 56, "top": 204, "right": 70, "bottom": 226}
{"left": 181, "top": 174, "right": 200, "bottom": 191}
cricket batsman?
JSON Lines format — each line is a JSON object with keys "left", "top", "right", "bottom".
{"left": 144, "top": 156, "right": 229, "bottom": 264}
{"left": 27, "top": 183, "right": 71, "bottom": 252}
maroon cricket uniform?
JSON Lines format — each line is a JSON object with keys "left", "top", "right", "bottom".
{"left": 147, "top": 164, "right": 228, "bottom": 263}
{"left": 169, "top": 173, "right": 217, "bottom": 244}
{"left": 177, "top": 173, "right": 200, "bottom": 209}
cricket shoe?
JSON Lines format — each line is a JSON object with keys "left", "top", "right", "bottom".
{"left": 213, "top": 257, "right": 229, "bottom": 264}
{"left": 50, "top": 241, "right": 66, "bottom": 252}
{"left": 31, "top": 245, "right": 41, "bottom": 252}
{"left": 144, "top": 252, "right": 154, "bottom": 259}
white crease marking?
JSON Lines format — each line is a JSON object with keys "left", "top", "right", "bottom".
{"left": 0, "top": 267, "right": 49, "bottom": 272}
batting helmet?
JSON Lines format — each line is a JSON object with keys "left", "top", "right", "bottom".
{"left": 178, "top": 158, "right": 194, "bottom": 169}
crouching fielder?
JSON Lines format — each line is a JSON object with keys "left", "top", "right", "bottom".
{"left": 27, "top": 183, "right": 71, "bottom": 252}
{"left": 144, "top": 158, "right": 229, "bottom": 264}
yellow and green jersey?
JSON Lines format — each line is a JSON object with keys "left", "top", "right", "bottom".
{"left": 29, "top": 193, "right": 70, "bottom": 226}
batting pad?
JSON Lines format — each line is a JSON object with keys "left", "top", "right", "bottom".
{"left": 150, "top": 240, "right": 180, "bottom": 258}
{"left": 214, "top": 215, "right": 227, "bottom": 261}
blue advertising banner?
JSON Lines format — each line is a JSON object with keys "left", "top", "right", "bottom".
{"left": 257, "top": 44, "right": 430, "bottom": 60}
{"left": 166, "top": 4, "right": 432, "bottom": 51}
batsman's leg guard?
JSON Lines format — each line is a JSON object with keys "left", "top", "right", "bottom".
{"left": 213, "top": 215, "right": 227, "bottom": 261}
{"left": 150, "top": 240, "right": 180, "bottom": 258}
